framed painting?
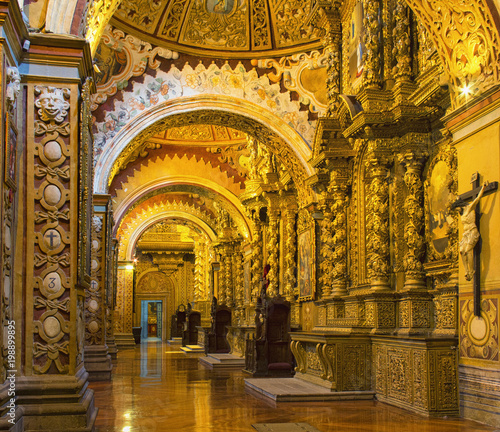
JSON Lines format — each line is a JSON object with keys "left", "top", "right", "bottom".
{"left": 298, "top": 227, "right": 315, "bottom": 301}
{"left": 4, "top": 113, "right": 17, "bottom": 190}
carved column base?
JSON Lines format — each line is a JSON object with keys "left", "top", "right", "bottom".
{"left": 16, "top": 366, "right": 97, "bottom": 431}
{"left": 370, "top": 278, "right": 391, "bottom": 292}
{"left": 106, "top": 337, "right": 118, "bottom": 360}
{"left": 398, "top": 292, "right": 433, "bottom": 335}
{"left": 402, "top": 276, "right": 427, "bottom": 291}
{"left": 114, "top": 333, "right": 136, "bottom": 348}
{"left": 330, "top": 280, "right": 348, "bottom": 298}
{"left": 84, "top": 345, "right": 112, "bottom": 381}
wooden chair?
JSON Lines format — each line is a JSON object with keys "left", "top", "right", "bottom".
{"left": 244, "top": 296, "right": 294, "bottom": 377}
{"left": 170, "top": 305, "right": 186, "bottom": 338}
{"left": 182, "top": 305, "right": 201, "bottom": 346}
{"left": 206, "top": 298, "right": 232, "bottom": 353}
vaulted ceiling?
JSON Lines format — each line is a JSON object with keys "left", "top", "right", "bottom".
{"left": 110, "top": 0, "right": 324, "bottom": 58}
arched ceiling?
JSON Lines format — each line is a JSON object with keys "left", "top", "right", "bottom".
{"left": 110, "top": 0, "right": 324, "bottom": 58}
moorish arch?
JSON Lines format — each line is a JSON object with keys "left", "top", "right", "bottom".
{"left": 93, "top": 95, "right": 317, "bottom": 205}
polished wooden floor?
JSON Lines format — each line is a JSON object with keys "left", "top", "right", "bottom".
{"left": 89, "top": 340, "right": 497, "bottom": 432}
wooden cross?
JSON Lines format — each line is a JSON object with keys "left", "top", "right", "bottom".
{"left": 452, "top": 172, "right": 498, "bottom": 316}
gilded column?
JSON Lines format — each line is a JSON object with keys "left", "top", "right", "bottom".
{"left": 251, "top": 220, "right": 263, "bottom": 304}
{"left": 194, "top": 238, "right": 206, "bottom": 302}
{"left": 283, "top": 206, "right": 297, "bottom": 301}
{"left": 319, "top": 203, "right": 335, "bottom": 299}
{"left": 329, "top": 169, "right": 350, "bottom": 297}
{"left": 399, "top": 151, "right": 427, "bottom": 290}
{"left": 234, "top": 244, "right": 244, "bottom": 308}
{"left": 366, "top": 153, "right": 392, "bottom": 291}
{"left": 225, "top": 242, "right": 234, "bottom": 307}
{"left": 84, "top": 194, "right": 112, "bottom": 381}
{"left": 266, "top": 207, "right": 280, "bottom": 298}
{"left": 218, "top": 245, "right": 228, "bottom": 306}
{"left": 392, "top": 0, "right": 412, "bottom": 82}
{"left": 362, "top": 0, "right": 382, "bottom": 89}
{"left": 318, "top": 1, "right": 343, "bottom": 114}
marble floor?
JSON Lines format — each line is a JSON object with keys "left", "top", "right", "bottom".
{"left": 89, "top": 341, "right": 497, "bottom": 432}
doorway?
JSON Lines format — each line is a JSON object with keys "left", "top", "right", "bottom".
{"left": 140, "top": 300, "right": 163, "bottom": 340}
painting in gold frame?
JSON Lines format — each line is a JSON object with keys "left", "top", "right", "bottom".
{"left": 298, "top": 227, "right": 315, "bottom": 301}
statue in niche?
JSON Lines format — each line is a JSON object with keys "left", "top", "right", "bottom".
{"left": 6, "top": 67, "right": 20, "bottom": 112}
{"left": 458, "top": 181, "right": 488, "bottom": 281}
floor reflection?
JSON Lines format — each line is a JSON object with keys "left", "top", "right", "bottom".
{"left": 89, "top": 343, "right": 496, "bottom": 432}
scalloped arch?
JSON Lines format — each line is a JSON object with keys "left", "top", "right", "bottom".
{"left": 93, "top": 95, "right": 315, "bottom": 201}
{"left": 118, "top": 207, "right": 218, "bottom": 261}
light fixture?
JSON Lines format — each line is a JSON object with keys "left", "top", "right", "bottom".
{"left": 460, "top": 83, "right": 471, "bottom": 97}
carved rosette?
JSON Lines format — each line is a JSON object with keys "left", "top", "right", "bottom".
{"left": 283, "top": 207, "right": 297, "bottom": 301}
{"left": 365, "top": 154, "right": 392, "bottom": 290}
{"left": 400, "top": 151, "right": 427, "bottom": 289}
{"left": 362, "top": 0, "right": 382, "bottom": 88}
{"left": 392, "top": 1, "right": 412, "bottom": 81}
{"left": 266, "top": 208, "right": 280, "bottom": 298}
{"left": 31, "top": 86, "right": 73, "bottom": 374}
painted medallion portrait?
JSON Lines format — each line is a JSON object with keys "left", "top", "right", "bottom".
{"left": 207, "top": 0, "right": 235, "bottom": 14}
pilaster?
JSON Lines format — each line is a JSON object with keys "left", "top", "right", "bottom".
{"left": 19, "top": 33, "right": 97, "bottom": 429}
{"left": 115, "top": 262, "right": 135, "bottom": 348}
{"left": 84, "top": 194, "right": 112, "bottom": 381}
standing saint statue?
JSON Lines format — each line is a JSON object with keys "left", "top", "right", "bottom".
{"left": 458, "top": 181, "right": 488, "bottom": 281}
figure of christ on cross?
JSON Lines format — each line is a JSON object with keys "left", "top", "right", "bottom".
{"left": 453, "top": 173, "right": 498, "bottom": 317}
{"left": 457, "top": 181, "right": 488, "bottom": 281}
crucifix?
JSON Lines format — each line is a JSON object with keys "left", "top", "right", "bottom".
{"left": 452, "top": 172, "right": 498, "bottom": 316}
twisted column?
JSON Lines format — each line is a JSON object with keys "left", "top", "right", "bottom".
{"left": 399, "top": 151, "right": 427, "bottom": 290}
{"left": 266, "top": 208, "right": 280, "bottom": 298}
{"left": 366, "top": 155, "right": 392, "bottom": 291}
{"left": 362, "top": 0, "right": 382, "bottom": 88}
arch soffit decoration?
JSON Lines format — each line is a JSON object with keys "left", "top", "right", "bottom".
{"left": 120, "top": 210, "right": 218, "bottom": 261}
{"left": 113, "top": 176, "right": 252, "bottom": 240}
{"left": 93, "top": 96, "right": 315, "bottom": 200}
